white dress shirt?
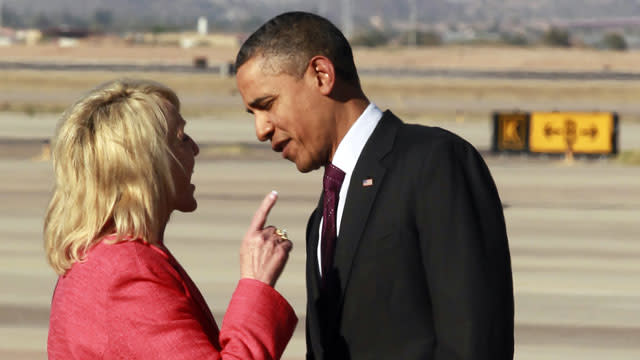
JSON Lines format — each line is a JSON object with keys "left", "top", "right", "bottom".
{"left": 317, "top": 103, "right": 383, "bottom": 275}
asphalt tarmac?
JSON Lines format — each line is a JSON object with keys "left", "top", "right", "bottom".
{"left": 1, "top": 116, "right": 638, "bottom": 359}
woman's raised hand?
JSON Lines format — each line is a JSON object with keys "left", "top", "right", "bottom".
{"left": 240, "top": 191, "right": 293, "bottom": 287}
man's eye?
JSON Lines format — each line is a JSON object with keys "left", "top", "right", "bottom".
{"left": 261, "top": 99, "right": 274, "bottom": 110}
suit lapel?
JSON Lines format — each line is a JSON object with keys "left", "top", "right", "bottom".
{"left": 306, "top": 112, "right": 401, "bottom": 358}
{"left": 306, "top": 196, "right": 325, "bottom": 358}
{"left": 307, "top": 196, "right": 323, "bottom": 302}
{"left": 334, "top": 111, "right": 400, "bottom": 303}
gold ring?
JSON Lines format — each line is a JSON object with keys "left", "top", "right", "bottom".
{"left": 275, "top": 228, "right": 288, "bottom": 241}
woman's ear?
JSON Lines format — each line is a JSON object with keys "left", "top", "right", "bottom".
{"left": 308, "top": 56, "right": 335, "bottom": 95}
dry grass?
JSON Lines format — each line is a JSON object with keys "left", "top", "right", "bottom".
{"left": 617, "top": 150, "right": 640, "bottom": 165}
{"left": 3, "top": 70, "right": 640, "bottom": 104}
{"left": 0, "top": 44, "right": 238, "bottom": 64}
{"left": 362, "top": 76, "right": 640, "bottom": 103}
{"left": 2, "top": 44, "right": 640, "bottom": 121}
{"left": 0, "top": 70, "right": 236, "bottom": 93}
{"left": 353, "top": 46, "right": 640, "bottom": 73}
{"left": 3, "top": 69, "right": 640, "bottom": 122}
{"left": 0, "top": 70, "right": 240, "bottom": 116}
{"left": 4, "top": 44, "right": 640, "bottom": 72}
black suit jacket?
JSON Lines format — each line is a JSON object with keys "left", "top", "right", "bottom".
{"left": 305, "top": 111, "right": 514, "bottom": 360}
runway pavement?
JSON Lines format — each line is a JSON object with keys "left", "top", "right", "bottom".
{"left": 0, "top": 115, "right": 639, "bottom": 359}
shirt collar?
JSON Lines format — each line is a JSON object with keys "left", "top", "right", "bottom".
{"left": 331, "top": 103, "right": 383, "bottom": 176}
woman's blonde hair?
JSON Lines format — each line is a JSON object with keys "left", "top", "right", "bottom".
{"left": 45, "top": 78, "right": 180, "bottom": 274}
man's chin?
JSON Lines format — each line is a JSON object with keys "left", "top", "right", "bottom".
{"left": 294, "top": 160, "right": 321, "bottom": 173}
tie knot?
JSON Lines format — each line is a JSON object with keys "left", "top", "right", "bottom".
{"left": 323, "top": 163, "right": 345, "bottom": 193}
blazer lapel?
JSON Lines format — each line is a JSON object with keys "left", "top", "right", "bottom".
{"left": 164, "top": 249, "right": 221, "bottom": 347}
{"left": 334, "top": 111, "right": 400, "bottom": 303}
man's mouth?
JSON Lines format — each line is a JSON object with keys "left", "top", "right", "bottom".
{"left": 272, "top": 139, "right": 290, "bottom": 153}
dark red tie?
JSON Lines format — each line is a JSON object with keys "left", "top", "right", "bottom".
{"left": 321, "top": 163, "right": 345, "bottom": 281}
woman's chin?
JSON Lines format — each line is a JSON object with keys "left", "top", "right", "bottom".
{"left": 184, "top": 200, "right": 198, "bottom": 213}
{"left": 174, "top": 198, "right": 198, "bottom": 213}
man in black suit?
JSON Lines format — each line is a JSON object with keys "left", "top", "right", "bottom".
{"left": 235, "top": 11, "right": 514, "bottom": 360}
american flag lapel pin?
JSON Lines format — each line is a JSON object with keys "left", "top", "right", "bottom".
{"left": 362, "top": 178, "right": 373, "bottom": 187}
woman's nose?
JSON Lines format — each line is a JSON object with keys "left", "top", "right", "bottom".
{"left": 192, "top": 139, "right": 200, "bottom": 156}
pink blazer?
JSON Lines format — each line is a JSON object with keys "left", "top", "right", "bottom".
{"left": 48, "top": 238, "right": 297, "bottom": 359}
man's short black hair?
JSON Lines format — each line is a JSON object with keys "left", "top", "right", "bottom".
{"left": 235, "top": 11, "right": 360, "bottom": 87}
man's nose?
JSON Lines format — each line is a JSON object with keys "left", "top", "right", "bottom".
{"left": 255, "top": 114, "right": 274, "bottom": 142}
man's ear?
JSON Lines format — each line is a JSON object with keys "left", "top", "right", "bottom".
{"left": 308, "top": 56, "right": 335, "bottom": 95}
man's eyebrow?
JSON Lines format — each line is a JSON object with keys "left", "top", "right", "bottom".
{"left": 248, "top": 95, "right": 274, "bottom": 109}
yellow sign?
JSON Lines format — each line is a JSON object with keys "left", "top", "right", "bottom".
{"left": 529, "top": 112, "right": 614, "bottom": 154}
{"left": 496, "top": 113, "right": 528, "bottom": 151}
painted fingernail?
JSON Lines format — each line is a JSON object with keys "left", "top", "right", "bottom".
{"left": 270, "top": 190, "right": 278, "bottom": 198}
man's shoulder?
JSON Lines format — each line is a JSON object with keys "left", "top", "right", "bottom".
{"left": 386, "top": 117, "right": 472, "bottom": 154}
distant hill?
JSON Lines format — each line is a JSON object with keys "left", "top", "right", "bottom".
{"left": 3, "top": 0, "right": 640, "bottom": 31}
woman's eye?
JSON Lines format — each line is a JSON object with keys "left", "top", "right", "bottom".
{"left": 183, "top": 134, "right": 191, "bottom": 142}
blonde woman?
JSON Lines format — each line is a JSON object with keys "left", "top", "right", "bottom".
{"left": 45, "top": 79, "right": 297, "bottom": 359}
